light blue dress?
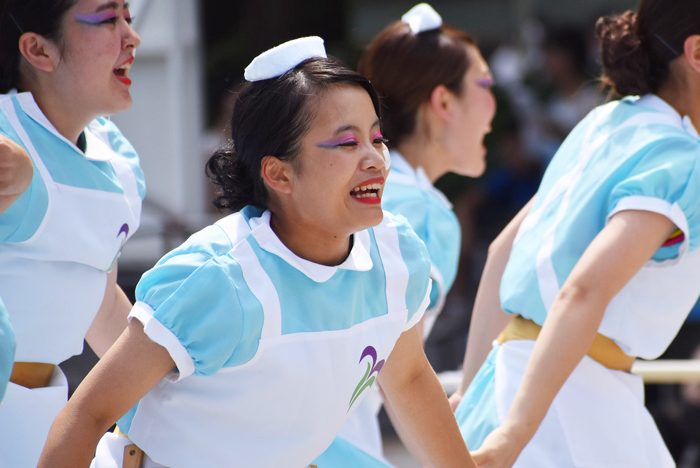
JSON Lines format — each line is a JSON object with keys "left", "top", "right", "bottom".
{"left": 383, "top": 151, "right": 461, "bottom": 329}
{"left": 90, "top": 206, "right": 432, "bottom": 468}
{"left": 0, "top": 298, "right": 14, "bottom": 404}
{"left": 456, "top": 95, "right": 700, "bottom": 468}
{"left": 0, "top": 91, "right": 146, "bottom": 468}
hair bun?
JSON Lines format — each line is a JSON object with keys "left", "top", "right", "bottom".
{"left": 206, "top": 145, "right": 255, "bottom": 212}
{"left": 596, "top": 11, "right": 653, "bottom": 96}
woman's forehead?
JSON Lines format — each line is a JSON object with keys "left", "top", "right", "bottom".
{"left": 308, "top": 86, "right": 378, "bottom": 134}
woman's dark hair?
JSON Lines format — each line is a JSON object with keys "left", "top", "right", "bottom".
{"left": 358, "top": 21, "right": 475, "bottom": 148}
{"left": 207, "top": 56, "right": 381, "bottom": 212}
{"left": 597, "top": 0, "right": 700, "bottom": 96}
{"left": 0, "top": 0, "right": 77, "bottom": 93}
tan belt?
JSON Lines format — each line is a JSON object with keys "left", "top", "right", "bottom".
{"left": 10, "top": 362, "right": 56, "bottom": 389}
{"left": 114, "top": 426, "right": 145, "bottom": 468}
{"left": 497, "top": 315, "right": 635, "bottom": 373}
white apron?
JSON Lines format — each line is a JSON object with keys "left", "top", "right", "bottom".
{"left": 0, "top": 94, "right": 141, "bottom": 468}
{"left": 93, "top": 311, "right": 408, "bottom": 468}
{"left": 497, "top": 340, "right": 673, "bottom": 468}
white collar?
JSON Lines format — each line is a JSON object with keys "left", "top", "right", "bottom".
{"left": 248, "top": 210, "right": 373, "bottom": 283}
{"left": 389, "top": 150, "right": 453, "bottom": 209}
{"left": 634, "top": 94, "right": 700, "bottom": 140}
{"left": 13, "top": 92, "right": 112, "bottom": 161}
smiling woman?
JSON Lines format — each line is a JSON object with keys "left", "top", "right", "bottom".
{"left": 38, "top": 37, "right": 476, "bottom": 468}
{"left": 0, "top": 1, "right": 145, "bottom": 466}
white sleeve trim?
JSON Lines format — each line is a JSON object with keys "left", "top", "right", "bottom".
{"left": 422, "top": 264, "right": 446, "bottom": 339}
{"left": 129, "top": 301, "right": 196, "bottom": 381}
{"left": 607, "top": 195, "right": 689, "bottom": 266}
{"left": 405, "top": 279, "right": 432, "bottom": 332}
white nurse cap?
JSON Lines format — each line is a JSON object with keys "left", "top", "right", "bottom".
{"left": 401, "top": 3, "right": 442, "bottom": 34}
{"left": 244, "top": 36, "right": 327, "bottom": 82}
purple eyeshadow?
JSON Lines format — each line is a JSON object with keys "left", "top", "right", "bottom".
{"left": 316, "top": 134, "right": 357, "bottom": 148}
{"left": 476, "top": 77, "right": 495, "bottom": 88}
{"left": 75, "top": 11, "right": 117, "bottom": 24}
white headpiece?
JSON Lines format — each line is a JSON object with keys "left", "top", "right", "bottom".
{"left": 244, "top": 36, "right": 327, "bottom": 82}
{"left": 401, "top": 3, "right": 442, "bottom": 34}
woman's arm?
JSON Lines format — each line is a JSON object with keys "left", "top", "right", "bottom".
{"left": 86, "top": 264, "right": 133, "bottom": 358}
{"left": 449, "top": 197, "right": 535, "bottom": 410}
{"left": 471, "top": 209, "right": 675, "bottom": 468}
{"left": 0, "top": 135, "right": 32, "bottom": 215}
{"left": 379, "top": 325, "right": 476, "bottom": 468}
{"left": 38, "top": 319, "right": 175, "bottom": 468}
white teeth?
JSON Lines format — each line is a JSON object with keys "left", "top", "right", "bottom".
{"left": 115, "top": 61, "right": 132, "bottom": 78}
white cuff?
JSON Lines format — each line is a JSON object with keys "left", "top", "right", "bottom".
{"left": 607, "top": 195, "right": 689, "bottom": 266}
{"left": 129, "top": 302, "right": 196, "bottom": 381}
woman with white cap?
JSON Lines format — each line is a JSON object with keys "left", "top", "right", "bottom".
{"left": 452, "top": 0, "right": 700, "bottom": 466}
{"left": 313, "top": 4, "right": 495, "bottom": 466}
{"left": 0, "top": 0, "right": 144, "bottom": 466}
{"left": 38, "top": 37, "right": 476, "bottom": 468}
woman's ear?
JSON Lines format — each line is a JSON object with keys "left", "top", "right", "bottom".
{"left": 18, "top": 33, "right": 59, "bottom": 74}
{"left": 261, "top": 156, "right": 294, "bottom": 195}
{"left": 684, "top": 35, "right": 700, "bottom": 75}
{"left": 428, "top": 84, "right": 454, "bottom": 123}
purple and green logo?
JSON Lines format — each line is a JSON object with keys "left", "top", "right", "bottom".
{"left": 106, "top": 223, "right": 129, "bottom": 272}
{"left": 348, "top": 345, "right": 385, "bottom": 411}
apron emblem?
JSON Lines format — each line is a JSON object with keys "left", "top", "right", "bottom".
{"left": 348, "top": 345, "right": 385, "bottom": 411}
{"left": 106, "top": 223, "right": 129, "bottom": 272}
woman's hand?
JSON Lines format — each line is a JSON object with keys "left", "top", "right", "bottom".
{"left": 0, "top": 134, "right": 32, "bottom": 214}
{"left": 448, "top": 391, "right": 463, "bottom": 412}
{"left": 471, "top": 425, "right": 525, "bottom": 468}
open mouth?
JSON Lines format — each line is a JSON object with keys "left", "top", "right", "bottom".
{"left": 113, "top": 59, "right": 133, "bottom": 85}
{"left": 351, "top": 183, "right": 381, "bottom": 199}
{"left": 350, "top": 178, "right": 384, "bottom": 204}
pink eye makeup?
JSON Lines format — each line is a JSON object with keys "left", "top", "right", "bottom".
{"left": 372, "top": 131, "right": 388, "bottom": 145}
{"left": 316, "top": 134, "right": 358, "bottom": 149}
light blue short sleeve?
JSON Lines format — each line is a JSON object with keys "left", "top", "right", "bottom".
{"left": 391, "top": 214, "right": 432, "bottom": 326}
{"left": 607, "top": 138, "right": 700, "bottom": 259}
{"left": 134, "top": 232, "right": 243, "bottom": 378}
{"left": 0, "top": 298, "right": 15, "bottom": 403}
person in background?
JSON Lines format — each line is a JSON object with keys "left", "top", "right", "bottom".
{"left": 451, "top": 0, "right": 700, "bottom": 466}
{"left": 0, "top": 0, "right": 144, "bottom": 465}
{"left": 314, "top": 4, "right": 496, "bottom": 467}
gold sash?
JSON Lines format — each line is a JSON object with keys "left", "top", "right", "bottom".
{"left": 497, "top": 315, "right": 635, "bottom": 372}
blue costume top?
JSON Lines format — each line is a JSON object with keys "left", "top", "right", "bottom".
{"left": 501, "top": 94, "right": 700, "bottom": 360}
{"left": 109, "top": 207, "right": 431, "bottom": 468}
{"left": 0, "top": 92, "right": 145, "bottom": 468}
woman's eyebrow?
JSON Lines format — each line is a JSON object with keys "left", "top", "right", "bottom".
{"left": 332, "top": 125, "right": 360, "bottom": 135}
{"left": 96, "top": 1, "right": 121, "bottom": 12}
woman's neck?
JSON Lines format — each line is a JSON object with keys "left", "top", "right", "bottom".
{"left": 657, "top": 64, "right": 700, "bottom": 133}
{"left": 395, "top": 133, "right": 448, "bottom": 183}
{"left": 269, "top": 210, "right": 352, "bottom": 267}
{"left": 28, "top": 85, "right": 92, "bottom": 146}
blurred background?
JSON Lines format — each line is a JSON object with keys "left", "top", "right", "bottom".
{"left": 60, "top": 0, "right": 700, "bottom": 466}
